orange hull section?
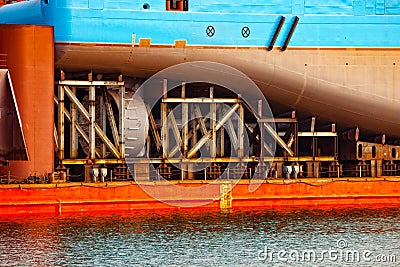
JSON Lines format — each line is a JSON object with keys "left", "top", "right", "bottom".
{"left": 0, "top": 25, "right": 54, "bottom": 178}
{"left": 1, "top": 179, "right": 400, "bottom": 215}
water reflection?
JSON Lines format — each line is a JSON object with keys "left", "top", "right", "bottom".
{"left": 0, "top": 207, "right": 399, "bottom": 266}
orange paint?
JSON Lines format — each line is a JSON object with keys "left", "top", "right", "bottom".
{"left": 231, "top": 179, "right": 400, "bottom": 208}
{"left": 0, "top": 25, "right": 54, "bottom": 179}
{"left": 0, "top": 179, "right": 400, "bottom": 215}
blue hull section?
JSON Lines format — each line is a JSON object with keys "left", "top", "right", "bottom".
{"left": 0, "top": 0, "right": 400, "bottom": 48}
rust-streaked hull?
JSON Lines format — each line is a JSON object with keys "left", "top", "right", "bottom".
{"left": 0, "top": 25, "right": 54, "bottom": 178}
{"left": 1, "top": 178, "right": 400, "bottom": 215}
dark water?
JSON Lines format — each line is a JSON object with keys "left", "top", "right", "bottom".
{"left": 0, "top": 207, "right": 399, "bottom": 266}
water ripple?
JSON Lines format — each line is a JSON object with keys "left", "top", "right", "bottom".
{"left": 0, "top": 207, "right": 399, "bottom": 266}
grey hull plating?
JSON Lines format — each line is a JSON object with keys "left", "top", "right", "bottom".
{"left": 55, "top": 44, "right": 400, "bottom": 137}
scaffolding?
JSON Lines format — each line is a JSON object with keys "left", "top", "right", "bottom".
{"left": 52, "top": 74, "right": 400, "bottom": 182}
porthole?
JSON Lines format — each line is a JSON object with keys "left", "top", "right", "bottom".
{"left": 242, "top": 26, "right": 250, "bottom": 38}
{"left": 143, "top": 3, "right": 150, "bottom": 10}
{"left": 206, "top": 26, "right": 215, "bottom": 37}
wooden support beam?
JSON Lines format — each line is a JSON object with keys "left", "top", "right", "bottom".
{"left": 119, "top": 85, "right": 125, "bottom": 158}
{"left": 210, "top": 87, "right": 217, "bottom": 158}
{"left": 100, "top": 90, "right": 107, "bottom": 157}
{"left": 238, "top": 103, "right": 244, "bottom": 158}
{"left": 63, "top": 86, "right": 120, "bottom": 158}
{"left": 263, "top": 122, "right": 294, "bottom": 157}
{"left": 168, "top": 108, "right": 183, "bottom": 157}
{"left": 57, "top": 85, "right": 64, "bottom": 161}
{"left": 70, "top": 86, "right": 78, "bottom": 159}
{"left": 182, "top": 83, "right": 189, "bottom": 158}
{"left": 55, "top": 95, "right": 100, "bottom": 156}
{"left": 245, "top": 123, "right": 274, "bottom": 157}
{"left": 89, "top": 85, "right": 96, "bottom": 160}
{"left": 104, "top": 88, "right": 120, "bottom": 148}
{"left": 146, "top": 104, "right": 162, "bottom": 153}
{"left": 225, "top": 111, "right": 239, "bottom": 151}
{"left": 161, "top": 79, "right": 169, "bottom": 158}
{"left": 187, "top": 103, "right": 239, "bottom": 159}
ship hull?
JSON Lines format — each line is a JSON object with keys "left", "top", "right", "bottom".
{"left": 56, "top": 43, "right": 400, "bottom": 136}
{"left": 1, "top": 178, "right": 400, "bottom": 215}
{"left": 1, "top": 0, "right": 399, "bottom": 136}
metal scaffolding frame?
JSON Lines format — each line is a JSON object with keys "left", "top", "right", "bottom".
{"left": 55, "top": 72, "right": 126, "bottom": 166}
{"left": 53, "top": 75, "right": 343, "bottom": 181}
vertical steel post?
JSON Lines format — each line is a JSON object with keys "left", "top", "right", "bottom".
{"left": 100, "top": 91, "right": 107, "bottom": 158}
{"left": 162, "top": 79, "right": 168, "bottom": 158}
{"left": 89, "top": 85, "right": 96, "bottom": 160}
{"left": 238, "top": 102, "right": 244, "bottom": 158}
{"left": 292, "top": 111, "right": 298, "bottom": 157}
{"left": 371, "top": 160, "right": 377, "bottom": 177}
{"left": 181, "top": 83, "right": 188, "bottom": 180}
{"left": 377, "top": 160, "right": 383, "bottom": 177}
{"left": 182, "top": 83, "right": 188, "bottom": 157}
{"left": 191, "top": 112, "right": 198, "bottom": 145}
{"left": 311, "top": 116, "right": 316, "bottom": 159}
{"left": 219, "top": 120, "right": 225, "bottom": 157}
{"left": 58, "top": 85, "right": 65, "bottom": 161}
{"left": 210, "top": 87, "right": 216, "bottom": 158}
{"left": 258, "top": 100, "right": 264, "bottom": 159}
{"left": 191, "top": 109, "right": 198, "bottom": 159}
{"left": 70, "top": 86, "right": 78, "bottom": 159}
{"left": 146, "top": 135, "right": 151, "bottom": 158}
{"left": 119, "top": 85, "right": 125, "bottom": 158}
